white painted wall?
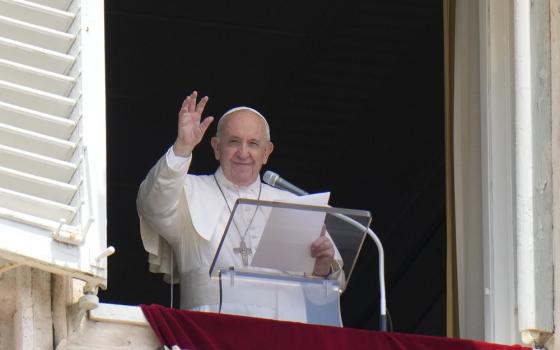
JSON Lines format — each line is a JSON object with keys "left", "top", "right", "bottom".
{"left": 478, "top": 0, "right": 518, "bottom": 344}
{"left": 454, "top": 0, "right": 555, "bottom": 346}
{"left": 513, "top": 0, "right": 554, "bottom": 339}
{"left": 453, "top": 0, "right": 484, "bottom": 341}
{"left": 550, "top": 0, "right": 560, "bottom": 349}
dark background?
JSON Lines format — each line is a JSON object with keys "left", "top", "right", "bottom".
{"left": 101, "top": 0, "right": 446, "bottom": 335}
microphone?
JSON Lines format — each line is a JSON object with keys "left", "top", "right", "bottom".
{"left": 263, "top": 171, "right": 309, "bottom": 196}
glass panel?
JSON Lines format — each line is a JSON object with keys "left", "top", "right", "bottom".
{"left": 210, "top": 198, "right": 371, "bottom": 288}
{"left": 219, "top": 269, "right": 342, "bottom": 326}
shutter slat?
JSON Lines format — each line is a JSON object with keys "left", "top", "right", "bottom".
{"left": 0, "top": 144, "right": 76, "bottom": 182}
{"left": 26, "top": 0, "right": 71, "bottom": 11}
{"left": 0, "top": 15, "right": 75, "bottom": 53}
{"left": 0, "top": 122, "right": 76, "bottom": 160}
{"left": 0, "top": 101, "right": 76, "bottom": 139}
{"left": 0, "top": 187, "right": 76, "bottom": 222}
{"left": 0, "top": 36, "right": 74, "bottom": 74}
{"left": 0, "top": 80, "right": 76, "bottom": 117}
{"left": 0, "top": 0, "right": 75, "bottom": 31}
{"left": 0, "top": 58, "right": 75, "bottom": 95}
{"left": 0, "top": 165, "right": 77, "bottom": 203}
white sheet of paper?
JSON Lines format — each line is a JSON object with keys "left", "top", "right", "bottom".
{"left": 250, "top": 192, "right": 330, "bottom": 273}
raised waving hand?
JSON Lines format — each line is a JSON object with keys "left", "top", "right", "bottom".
{"left": 173, "top": 91, "right": 214, "bottom": 157}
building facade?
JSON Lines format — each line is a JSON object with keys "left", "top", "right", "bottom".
{"left": 0, "top": 0, "right": 558, "bottom": 348}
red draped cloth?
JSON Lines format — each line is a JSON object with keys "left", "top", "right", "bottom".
{"left": 140, "top": 304, "right": 530, "bottom": 350}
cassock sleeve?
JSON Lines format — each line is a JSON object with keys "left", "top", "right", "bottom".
{"left": 137, "top": 151, "right": 190, "bottom": 283}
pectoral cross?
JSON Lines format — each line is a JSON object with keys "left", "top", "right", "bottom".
{"left": 233, "top": 240, "right": 252, "bottom": 266}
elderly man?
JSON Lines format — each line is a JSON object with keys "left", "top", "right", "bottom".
{"left": 137, "top": 91, "right": 338, "bottom": 320}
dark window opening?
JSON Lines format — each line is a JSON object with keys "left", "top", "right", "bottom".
{"left": 101, "top": 0, "right": 446, "bottom": 335}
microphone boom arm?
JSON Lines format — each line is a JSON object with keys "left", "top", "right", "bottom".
{"left": 330, "top": 212, "right": 387, "bottom": 331}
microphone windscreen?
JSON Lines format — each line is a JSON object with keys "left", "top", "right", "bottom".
{"left": 263, "top": 170, "right": 279, "bottom": 186}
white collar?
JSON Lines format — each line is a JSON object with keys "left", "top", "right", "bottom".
{"left": 214, "top": 167, "right": 261, "bottom": 196}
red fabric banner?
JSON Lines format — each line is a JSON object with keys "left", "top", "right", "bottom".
{"left": 140, "top": 304, "right": 530, "bottom": 350}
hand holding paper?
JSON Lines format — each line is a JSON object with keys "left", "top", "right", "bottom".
{"left": 311, "top": 225, "right": 335, "bottom": 276}
{"left": 250, "top": 192, "right": 331, "bottom": 273}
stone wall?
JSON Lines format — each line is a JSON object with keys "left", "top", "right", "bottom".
{"left": 0, "top": 267, "right": 159, "bottom": 350}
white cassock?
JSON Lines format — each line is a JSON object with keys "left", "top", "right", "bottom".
{"left": 137, "top": 148, "right": 343, "bottom": 323}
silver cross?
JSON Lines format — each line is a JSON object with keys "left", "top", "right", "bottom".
{"left": 233, "top": 240, "right": 252, "bottom": 266}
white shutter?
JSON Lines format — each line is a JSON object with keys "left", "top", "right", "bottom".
{"left": 0, "top": 0, "right": 110, "bottom": 288}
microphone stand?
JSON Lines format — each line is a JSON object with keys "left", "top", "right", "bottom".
{"left": 329, "top": 212, "right": 387, "bottom": 331}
